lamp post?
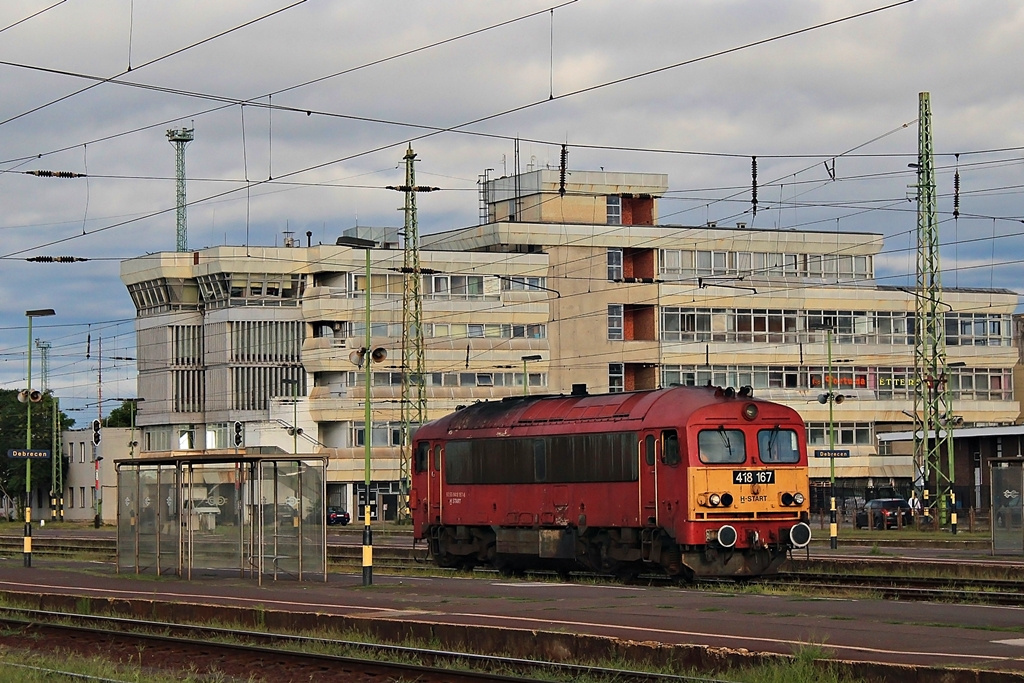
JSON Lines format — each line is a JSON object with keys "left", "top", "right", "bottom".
{"left": 24, "top": 308, "right": 55, "bottom": 567}
{"left": 824, "top": 326, "right": 837, "bottom": 549}
{"left": 363, "top": 244, "right": 373, "bottom": 586}
{"left": 521, "top": 355, "right": 542, "bottom": 396}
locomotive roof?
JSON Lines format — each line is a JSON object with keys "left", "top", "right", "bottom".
{"left": 416, "top": 386, "right": 782, "bottom": 438}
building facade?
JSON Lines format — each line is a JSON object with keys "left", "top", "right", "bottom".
{"left": 120, "top": 169, "right": 1020, "bottom": 512}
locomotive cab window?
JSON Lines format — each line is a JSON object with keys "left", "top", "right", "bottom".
{"left": 698, "top": 428, "right": 746, "bottom": 464}
{"left": 661, "top": 430, "right": 680, "bottom": 465}
{"left": 414, "top": 442, "right": 429, "bottom": 473}
{"left": 645, "top": 434, "right": 656, "bottom": 466}
{"left": 758, "top": 428, "right": 800, "bottom": 463}
{"left": 433, "top": 444, "right": 442, "bottom": 471}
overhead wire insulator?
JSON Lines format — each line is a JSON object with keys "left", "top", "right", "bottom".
{"left": 26, "top": 256, "right": 88, "bottom": 263}
{"left": 751, "top": 156, "right": 758, "bottom": 217}
{"left": 26, "top": 170, "right": 85, "bottom": 178}
{"left": 952, "top": 153, "right": 960, "bottom": 219}
{"left": 386, "top": 185, "right": 440, "bottom": 192}
{"left": 559, "top": 144, "right": 568, "bottom": 196}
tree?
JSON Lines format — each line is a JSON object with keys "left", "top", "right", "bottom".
{"left": 0, "top": 389, "right": 75, "bottom": 518}
{"left": 105, "top": 400, "right": 140, "bottom": 428}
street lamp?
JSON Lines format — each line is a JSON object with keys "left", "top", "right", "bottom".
{"left": 339, "top": 235, "right": 378, "bottom": 586}
{"left": 521, "top": 355, "right": 542, "bottom": 396}
{"left": 23, "top": 308, "right": 54, "bottom": 567}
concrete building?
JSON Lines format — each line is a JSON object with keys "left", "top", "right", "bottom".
{"left": 120, "top": 168, "right": 1020, "bottom": 512}
{"left": 60, "top": 426, "right": 130, "bottom": 524}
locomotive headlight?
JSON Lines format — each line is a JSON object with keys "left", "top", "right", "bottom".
{"left": 793, "top": 492, "right": 805, "bottom": 505}
{"left": 709, "top": 493, "right": 721, "bottom": 507}
{"left": 781, "top": 492, "right": 794, "bottom": 506}
{"left": 741, "top": 403, "right": 758, "bottom": 421}
{"left": 720, "top": 492, "right": 734, "bottom": 507}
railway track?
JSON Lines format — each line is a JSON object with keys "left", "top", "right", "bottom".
{"left": 0, "top": 605, "right": 715, "bottom": 683}
{"left": 769, "top": 571, "right": 1024, "bottom": 604}
{"left": 5, "top": 535, "right": 1023, "bottom": 604}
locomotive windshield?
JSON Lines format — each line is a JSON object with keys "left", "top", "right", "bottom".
{"left": 757, "top": 428, "right": 800, "bottom": 463}
{"left": 697, "top": 428, "right": 746, "bottom": 464}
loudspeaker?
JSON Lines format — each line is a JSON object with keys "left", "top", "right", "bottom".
{"left": 29, "top": 390, "right": 42, "bottom": 403}
{"left": 370, "top": 347, "right": 388, "bottom": 363}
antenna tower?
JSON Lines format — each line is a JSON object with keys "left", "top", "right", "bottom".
{"left": 35, "top": 338, "right": 50, "bottom": 391}
{"left": 167, "top": 127, "right": 195, "bottom": 252}
{"left": 912, "top": 92, "right": 955, "bottom": 524}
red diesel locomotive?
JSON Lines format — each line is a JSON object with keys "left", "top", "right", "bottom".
{"left": 410, "top": 385, "right": 812, "bottom": 580}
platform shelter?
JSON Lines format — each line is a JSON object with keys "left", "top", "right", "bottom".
{"left": 115, "top": 454, "right": 327, "bottom": 584}
{"left": 992, "top": 462, "right": 1024, "bottom": 555}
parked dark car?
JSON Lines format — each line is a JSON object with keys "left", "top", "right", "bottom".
{"left": 855, "top": 498, "right": 913, "bottom": 529}
{"left": 260, "top": 503, "right": 297, "bottom": 526}
{"left": 326, "top": 506, "right": 350, "bottom": 526}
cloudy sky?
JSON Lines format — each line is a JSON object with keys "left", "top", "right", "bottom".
{"left": 1, "top": 0, "right": 1021, "bottom": 415}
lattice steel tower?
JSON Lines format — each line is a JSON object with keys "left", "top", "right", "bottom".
{"left": 398, "top": 146, "right": 427, "bottom": 520}
{"left": 34, "top": 338, "right": 50, "bottom": 391}
{"left": 167, "top": 127, "right": 194, "bottom": 252}
{"left": 911, "top": 92, "right": 956, "bottom": 524}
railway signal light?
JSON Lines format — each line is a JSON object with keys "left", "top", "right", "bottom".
{"left": 233, "top": 421, "right": 243, "bottom": 447}
{"left": 91, "top": 419, "right": 102, "bottom": 445}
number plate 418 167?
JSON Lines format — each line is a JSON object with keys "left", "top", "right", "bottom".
{"left": 732, "top": 470, "right": 775, "bottom": 485}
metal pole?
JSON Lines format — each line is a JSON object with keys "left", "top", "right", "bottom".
{"left": 94, "top": 452, "right": 102, "bottom": 527}
{"left": 827, "top": 328, "right": 837, "bottom": 550}
{"left": 522, "top": 358, "right": 528, "bottom": 396}
{"left": 363, "top": 246, "right": 373, "bottom": 586}
{"left": 24, "top": 314, "right": 33, "bottom": 567}
{"left": 56, "top": 397, "right": 63, "bottom": 522}
{"left": 51, "top": 395, "right": 57, "bottom": 521}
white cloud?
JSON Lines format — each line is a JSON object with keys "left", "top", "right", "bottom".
{"left": 1, "top": 0, "right": 1021, "bottom": 407}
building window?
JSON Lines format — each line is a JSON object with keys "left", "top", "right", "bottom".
{"left": 609, "top": 363, "right": 624, "bottom": 393}
{"left": 607, "top": 248, "right": 623, "bottom": 281}
{"left": 68, "top": 487, "right": 74, "bottom": 509}
{"left": 606, "top": 196, "right": 621, "bottom": 225}
{"left": 500, "top": 276, "right": 546, "bottom": 291}
{"left": 80, "top": 487, "right": 86, "bottom": 508}
{"left": 608, "top": 304, "right": 624, "bottom": 340}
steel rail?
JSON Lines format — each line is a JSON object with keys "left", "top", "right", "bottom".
{"left": 0, "top": 605, "right": 725, "bottom": 683}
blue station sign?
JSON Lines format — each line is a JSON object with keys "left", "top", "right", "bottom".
{"left": 813, "top": 449, "right": 851, "bottom": 458}
{"left": 7, "top": 449, "right": 51, "bottom": 459}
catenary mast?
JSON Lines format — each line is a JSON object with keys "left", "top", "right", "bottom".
{"left": 912, "top": 92, "right": 956, "bottom": 526}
